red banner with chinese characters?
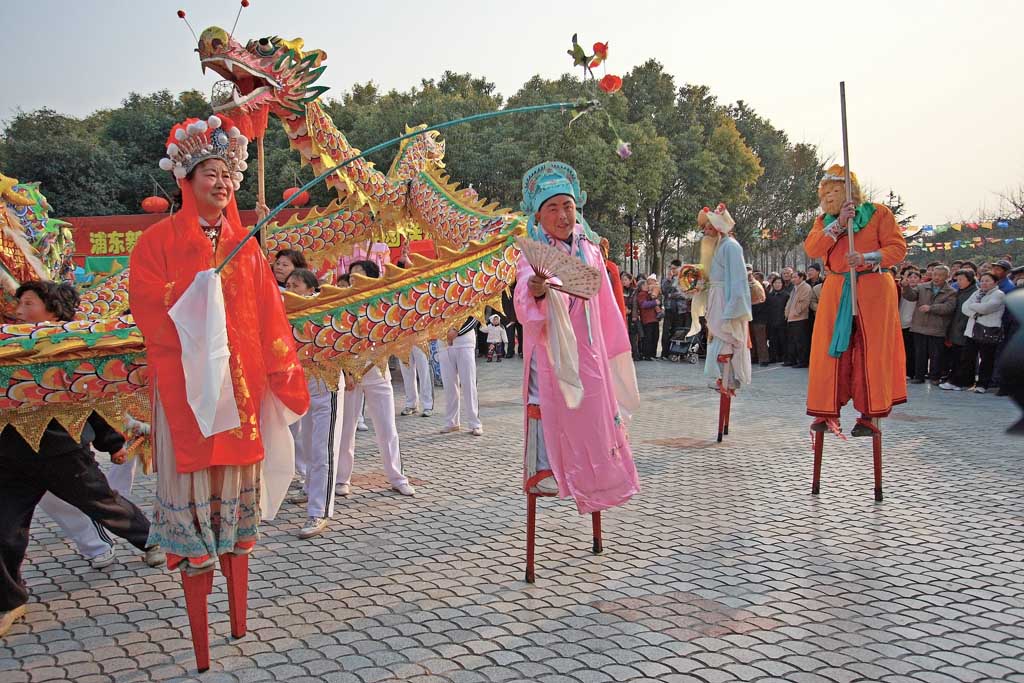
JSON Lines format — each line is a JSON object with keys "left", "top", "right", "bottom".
{"left": 65, "top": 209, "right": 307, "bottom": 259}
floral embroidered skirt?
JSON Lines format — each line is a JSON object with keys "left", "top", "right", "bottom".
{"left": 147, "top": 388, "right": 261, "bottom": 574}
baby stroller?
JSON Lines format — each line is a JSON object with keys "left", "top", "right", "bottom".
{"left": 667, "top": 322, "right": 705, "bottom": 364}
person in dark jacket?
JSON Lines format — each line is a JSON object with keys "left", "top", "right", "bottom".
{"left": 621, "top": 273, "right": 642, "bottom": 360}
{"left": 940, "top": 270, "right": 978, "bottom": 390}
{"left": 764, "top": 276, "right": 789, "bottom": 363}
{"left": 902, "top": 265, "right": 957, "bottom": 384}
{"left": 636, "top": 276, "right": 662, "bottom": 360}
{"left": 501, "top": 288, "right": 522, "bottom": 358}
{"left": 1, "top": 281, "right": 163, "bottom": 636}
{"left": 749, "top": 269, "right": 770, "bottom": 366}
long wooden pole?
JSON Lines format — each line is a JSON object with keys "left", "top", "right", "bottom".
{"left": 257, "top": 134, "right": 267, "bottom": 246}
{"left": 840, "top": 82, "right": 857, "bottom": 317}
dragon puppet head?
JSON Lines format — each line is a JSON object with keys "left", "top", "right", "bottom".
{"left": 198, "top": 26, "right": 328, "bottom": 127}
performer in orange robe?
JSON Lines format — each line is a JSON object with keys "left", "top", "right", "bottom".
{"left": 804, "top": 165, "right": 907, "bottom": 435}
{"left": 129, "top": 114, "right": 308, "bottom": 672}
{"left": 600, "top": 237, "right": 627, "bottom": 320}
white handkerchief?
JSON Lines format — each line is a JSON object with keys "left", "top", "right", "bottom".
{"left": 168, "top": 269, "right": 240, "bottom": 437}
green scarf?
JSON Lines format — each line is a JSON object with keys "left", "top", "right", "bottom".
{"left": 824, "top": 201, "right": 875, "bottom": 235}
{"left": 827, "top": 202, "right": 876, "bottom": 358}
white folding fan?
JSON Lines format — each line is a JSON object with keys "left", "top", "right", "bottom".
{"left": 515, "top": 237, "right": 603, "bottom": 300}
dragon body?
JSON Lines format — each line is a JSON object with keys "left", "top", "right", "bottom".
{"left": 0, "top": 26, "right": 529, "bottom": 450}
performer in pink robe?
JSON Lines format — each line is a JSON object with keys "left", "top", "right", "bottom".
{"left": 514, "top": 162, "right": 640, "bottom": 514}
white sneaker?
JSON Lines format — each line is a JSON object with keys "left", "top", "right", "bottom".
{"left": 0, "top": 605, "right": 26, "bottom": 638}
{"left": 973, "top": 386, "right": 987, "bottom": 394}
{"left": 470, "top": 426, "right": 484, "bottom": 437}
{"left": 89, "top": 546, "right": 117, "bottom": 569}
{"left": 298, "top": 517, "right": 329, "bottom": 539}
{"left": 421, "top": 409, "right": 432, "bottom": 417}
{"left": 400, "top": 407, "right": 417, "bottom": 416}
{"left": 143, "top": 546, "right": 166, "bottom": 568}
{"left": 356, "top": 421, "right": 369, "bottom": 432}
{"left": 392, "top": 483, "right": 416, "bottom": 496}
{"left": 938, "top": 382, "right": 961, "bottom": 391}
{"left": 336, "top": 483, "right": 351, "bottom": 497}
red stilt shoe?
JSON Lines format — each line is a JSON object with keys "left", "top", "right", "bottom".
{"left": 181, "top": 569, "right": 214, "bottom": 673}
{"left": 219, "top": 553, "right": 249, "bottom": 639}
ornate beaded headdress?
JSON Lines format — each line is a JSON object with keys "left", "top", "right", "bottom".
{"left": 157, "top": 115, "right": 249, "bottom": 189}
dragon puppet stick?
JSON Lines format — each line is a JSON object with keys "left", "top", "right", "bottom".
{"left": 840, "top": 82, "right": 857, "bottom": 316}
{"left": 215, "top": 100, "right": 596, "bottom": 274}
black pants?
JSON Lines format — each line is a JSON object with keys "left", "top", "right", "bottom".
{"left": 902, "top": 328, "right": 916, "bottom": 378}
{"left": 0, "top": 447, "right": 151, "bottom": 610}
{"left": 967, "top": 338, "right": 998, "bottom": 389}
{"left": 953, "top": 342, "right": 977, "bottom": 388}
{"left": 913, "top": 333, "right": 945, "bottom": 381}
{"left": 628, "top": 319, "right": 642, "bottom": 359}
{"left": 768, "top": 324, "right": 787, "bottom": 362}
{"left": 660, "top": 311, "right": 681, "bottom": 358}
{"left": 504, "top": 323, "right": 522, "bottom": 357}
{"left": 642, "top": 321, "right": 660, "bottom": 359}
{"left": 786, "top": 320, "right": 810, "bottom": 364}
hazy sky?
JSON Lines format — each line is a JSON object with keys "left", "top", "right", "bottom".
{"left": 2, "top": 0, "right": 1022, "bottom": 223}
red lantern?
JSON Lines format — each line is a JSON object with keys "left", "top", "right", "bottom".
{"left": 283, "top": 187, "right": 310, "bottom": 207}
{"left": 141, "top": 196, "right": 170, "bottom": 214}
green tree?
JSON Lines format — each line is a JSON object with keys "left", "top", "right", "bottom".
{"left": 0, "top": 109, "right": 127, "bottom": 215}
{"left": 883, "top": 189, "right": 916, "bottom": 227}
{"left": 729, "top": 100, "right": 823, "bottom": 271}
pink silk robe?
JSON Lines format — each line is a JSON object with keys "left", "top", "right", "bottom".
{"left": 514, "top": 228, "right": 640, "bottom": 514}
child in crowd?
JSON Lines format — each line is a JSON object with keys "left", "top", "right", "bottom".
{"left": 480, "top": 313, "right": 509, "bottom": 362}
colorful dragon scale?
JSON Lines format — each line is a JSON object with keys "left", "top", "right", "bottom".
{"left": 1, "top": 26, "right": 531, "bottom": 450}
{"left": 1, "top": 172, "right": 75, "bottom": 316}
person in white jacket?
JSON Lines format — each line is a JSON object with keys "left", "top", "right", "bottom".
{"left": 962, "top": 272, "right": 1007, "bottom": 393}
{"left": 479, "top": 314, "right": 509, "bottom": 362}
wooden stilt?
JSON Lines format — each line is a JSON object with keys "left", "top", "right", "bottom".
{"left": 812, "top": 430, "right": 824, "bottom": 495}
{"left": 219, "top": 553, "right": 249, "bottom": 639}
{"left": 591, "top": 512, "right": 603, "bottom": 554}
{"left": 717, "top": 392, "right": 727, "bottom": 443}
{"left": 525, "top": 493, "right": 537, "bottom": 583}
{"left": 722, "top": 394, "right": 731, "bottom": 436}
{"left": 181, "top": 569, "right": 214, "bottom": 673}
{"left": 872, "top": 420, "right": 883, "bottom": 502}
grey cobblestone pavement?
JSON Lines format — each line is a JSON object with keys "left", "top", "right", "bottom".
{"left": 3, "top": 358, "right": 1023, "bottom": 683}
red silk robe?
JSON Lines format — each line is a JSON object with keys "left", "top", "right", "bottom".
{"left": 129, "top": 214, "right": 309, "bottom": 473}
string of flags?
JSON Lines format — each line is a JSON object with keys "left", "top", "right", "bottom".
{"left": 908, "top": 235, "right": 1023, "bottom": 252}
{"left": 901, "top": 220, "right": 1013, "bottom": 239}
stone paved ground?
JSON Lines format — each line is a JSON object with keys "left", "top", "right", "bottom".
{"left": 3, "top": 358, "right": 1023, "bottom": 683}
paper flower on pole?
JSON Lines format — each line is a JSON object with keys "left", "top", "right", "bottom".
{"left": 598, "top": 74, "right": 622, "bottom": 94}
{"left": 590, "top": 42, "right": 608, "bottom": 68}
{"left": 616, "top": 140, "right": 632, "bottom": 160}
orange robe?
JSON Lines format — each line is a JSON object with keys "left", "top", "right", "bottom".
{"left": 804, "top": 203, "right": 907, "bottom": 418}
{"left": 129, "top": 215, "right": 309, "bottom": 473}
{"left": 604, "top": 259, "right": 627, "bottom": 320}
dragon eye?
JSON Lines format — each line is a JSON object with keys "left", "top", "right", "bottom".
{"left": 255, "top": 37, "right": 275, "bottom": 56}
